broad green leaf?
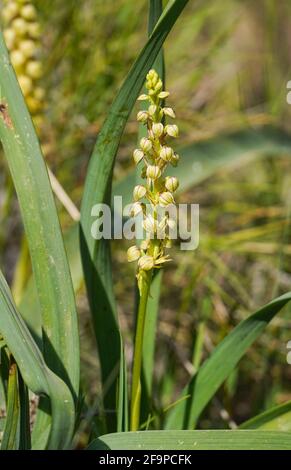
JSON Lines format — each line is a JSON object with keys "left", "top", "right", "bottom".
{"left": 19, "top": 223, "right": 83, "bottom": 346}
{"left": 240, "top": 401, "right": 291, "bottom": 431}
{"left": 87, "top": 430, "right": 291, "bottom": 450}
{"left": 0, "top": 270, "right": 75, "bottom": 449}
{"left": 165, "top": 291, "right": 291, "bottom": 429}
{"left": 80, "top": 0, "right": 189, "bottom": 431}
{"left": 0, "top": 31, "right": 79, "bottom": 399}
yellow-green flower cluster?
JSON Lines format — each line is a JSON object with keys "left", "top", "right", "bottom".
{"left": 127, "top": 69, "right": 180, "bottom": 281}
{"left": 1, "top": 0, "right": 44, "bottom": 121}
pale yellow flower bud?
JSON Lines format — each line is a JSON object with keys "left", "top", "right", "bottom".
{"left": 133, "top": 149, "right": 144, "bottom": 165}
{"left": 165, "top": 124, "right": 179, "bottom": 138}
{"left": 34, "top": 87, "right": 45, "bottom": 101}
{"left": 19, "top": 39, "right": 36, "bottom": 58}
{"left": 27, "top": 22, "right": 41, "bottom": 39}
{"left": 138, "top": 255, "right": 154, "bottom": 271}
{"left": 142, "top": 214, "right": 157, "bottom": 234}
{"left": 146, "top": 79, "right": 153, "bottom": 90}
{"left": 130, "top": 202, "right": 144, "bottom": 217}
{"left": 127, "top": 246, "right": 141, "bottom": 262}
{"left": 137, "top": 110, "right": 148, "bottom": 122}
{"left": 163, "top": 107, "right": 176, "bottom": 119}
{"left": 21, "top": 4, "right": 37, "bottom": 21}
{"left": 158, "top": 216, "right": 168, "bottom": 233}
{"left": 137, "top": 94, "right": 149, "bottom": 101}
{"left": 12, "top": 17, "right": 27, "bottom": 36}
{"left": 165, "top": 176, "right": 179, "bottom": 193}
{"left": 152, "top": 122, "right": 164, "bottom": 138}
{"left": 140, "top": 137, "right": 152, "bottom": 153}
{"left": 18, "top": 75, "right": 33, "bottom": 96}
{"left": 154, "top": 79, "right": 162, "bottom": 92}
{"left": 26, "top": 60, "right": 43, "bottom": 79}
{"left": 133, "top": 185, "right": 146, "bottom": 201}
{"left": 158, "top": 91, "right": 170, "bottom": 99}
{"left": 2, "top": 3, "right": 19, "bottom": 23}
{"left": 147, "top": 69, "right": 158, "bottom": 84}
{"left": 148, "top": 104, "right": 157, "bottom": 116}
{"left": 160, "top": 146, "right": 173, "bottom": 162}
{"left": 167, "top": 218, "right": 176, "bottom": 230}
{"left": 159, "top": 191, "right": 175, "bottom": 207}
{"left": 10, "top": 50, "right": 26, "bottom": 69}
{"left": 3, "top": 29, "right": 17, "bottom": 49}
{"left": 140, "top": 239, "right": 150, "bottom": 251}
{"left": 147, "top": 69, "right": 157, "bottom": 79}
{"left": 146, "top": 165, "right": 161, "bottom": 180}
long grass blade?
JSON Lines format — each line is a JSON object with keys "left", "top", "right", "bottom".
{"left": 1, "top": 359, "right": 19, "bottom": 450}
{"left": 165, "top": 291, "right": 291, "bottom": 429}
{"left": 18, "top": 370, "right": 31, "bottom": 450}
{"left": 87, "top": 430, "right": 291, "bottom": 450}
{"left": 240, "top": 401, "right": 291, "bottom": 431}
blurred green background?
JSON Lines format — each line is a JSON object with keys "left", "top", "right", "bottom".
{"left": 1, "top": 0, "right": 291, "bottom": 444}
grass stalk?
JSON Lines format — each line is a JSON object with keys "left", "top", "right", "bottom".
{"left": 130, "top": 269, "right": 152, "bottom": 431}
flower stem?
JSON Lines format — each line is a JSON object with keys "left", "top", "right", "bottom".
{"left": 130, "top": 269, "right": 152, "bottom": 431}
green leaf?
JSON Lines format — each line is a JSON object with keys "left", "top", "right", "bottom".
{"left": 18, "top": 370, "right": 31, "bottom": 450}
{"left": 19, "top": 223, "right": 83, "bottom": 346}
{"left": 1, "top": 359, "right": 19, "bottom": 450}
{"left": 143, "top": 272, "right": 161, "bottom": 401}
{"left": 165, "top": 291, "right": 291, "bottom": 429}
{"left": 0, "top": 31, "right": 79, "bottom": 398}
{"left": 148, "top": 0, "right": 165, "bottom": 80}
{"left": 87, "top": 430, "right": 291, "bottom": 450}
{"left": 240, "top": 401, "right": 291, "bottom": 431}
{"left": 0, "top": 269, "right": 75, "bottom": 449}
{"left": 80, "top": 0, "right": 189, "bottom": 431}
{"left": 117, "top": 339, "right": 128, "bottom": 433}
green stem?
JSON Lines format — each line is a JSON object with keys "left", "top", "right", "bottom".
{"left": 130, "top": 269, "right": 152, "bottom": 431}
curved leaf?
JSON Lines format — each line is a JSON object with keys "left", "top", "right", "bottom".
{"left": 0, "top": 270, "right": 75, "bottom": 449}
{"left": 0, "top": 31, "right": 79, "bottom": 397}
